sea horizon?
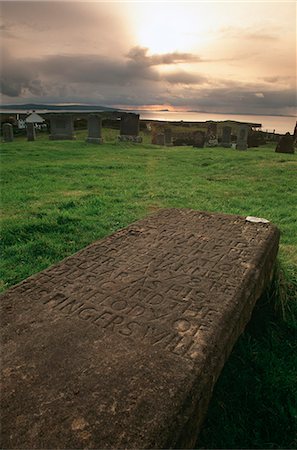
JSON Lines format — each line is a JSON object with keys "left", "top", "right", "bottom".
{"left": 136, "top": 110, "right": 296, "bottom": 135}
{"left": 1, "top": 104, "right": 295, "bottom": 135}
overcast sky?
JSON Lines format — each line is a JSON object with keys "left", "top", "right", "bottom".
{"left": 0, "top": 1, "right": 296, "bottom": 114}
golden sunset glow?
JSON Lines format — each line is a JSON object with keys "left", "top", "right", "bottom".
{"left": 1, "top": 1, "right": 296, "bottom": 117}
{"left": 132, "top": 3, "right": 201, "bottom": 54}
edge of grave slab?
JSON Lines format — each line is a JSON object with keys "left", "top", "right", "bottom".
{"left": 0, "top": 209, "right": 280, "bottom": 449}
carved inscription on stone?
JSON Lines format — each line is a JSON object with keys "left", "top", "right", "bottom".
{"left": 7, "top": 209, "right": 276, "bottom": 361}
{"left": 1, "top": 208, "right": 280, "bottom": 450}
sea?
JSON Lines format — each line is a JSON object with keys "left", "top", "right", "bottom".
{"left": 137, "top": 111, "right": 296, "bottom": 135}
{"left": 1, "top": 107, "right": 295, "bottom": 135}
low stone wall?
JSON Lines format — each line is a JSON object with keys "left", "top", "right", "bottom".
{"left": 0, "top": 209, "right": 279, "bottom": 449}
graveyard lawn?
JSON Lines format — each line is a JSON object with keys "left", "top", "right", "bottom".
{"left": 1, "top": 134, "right": 296, "bottom": 449}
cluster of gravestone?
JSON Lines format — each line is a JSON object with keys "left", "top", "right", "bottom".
{"left": 2, "top": 117, "right": 295, "bottom": 154}
{"left": 49, "top": 113, "right": 142, "bottom": 144}
{"left": 195, "top": 122, "right": 218, "bottom": 148}
{"left": 151, "top": 123, "right": 250, "bottom": 150}
{"left": 219, "top": 124, "right": 249, "bottom": 150}
{"left": 153, "top": 127, "right": 173, "bottom": 146}
{"left": 1, "top": 113, "right": 142, "bottom": 144}
{"left": 1, "top": 209, "right": 280, "bottom": 448}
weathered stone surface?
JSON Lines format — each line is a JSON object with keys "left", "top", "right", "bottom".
{"left": 193, "top": 130, "right": 206, "bottom": 148}
{"left": 118, "top": 135, "right": 142, "bottom": 143}
{"left": 236, "top": 125, "right": 249, "bottom": 150}
{"left": 164, "top": 128, "right": 172, "bottom": 146}
{"left": 205, "top": 122, "right": 218, "bottom": 147}
{"left": 86, "top": 114, "right": 103, "bottom": 144}
{"left": 49, "top": 114, "right": 76, "bottom": 140}
{"left": 222, "top": 126, "right": 232, "bottom": 147}
{"left": 0, "top": 209, "right": 279, "bottom": 449}
{"left": 2, "top": 123, "right": 14, "bottom": 142}
{"left": 121, "top": 113, "right": 139, "bottom": 134}
{"left": 275, "top": 132, "right": 295, "bottom": 154}
{"left": 155, "top": 132, "right": 165, "bottom": 145}
{"left": 26, "top": 122, "right": 36, "bottom": 141}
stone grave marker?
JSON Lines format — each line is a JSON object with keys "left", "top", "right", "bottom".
{"left": 293, "top": 121, "right": 297, "bottom": 144}
{"left": 118, "top": 113, "right": 142, "bottom": 143}
{"left": 155, "top": 133, "right": 165, "bottom": 145}
{"left": 222, "top": 126, "right": 232, "bottom": 147}
{"left": 86, "top": 115, "right": 103, "bottom": 144}
{"left": 26, "top": 123, "right": 36, "bottom": 141}
{"left": 193, "top": 130, "right": 206, "bottom": 148}
{"left": 1, "top": 209, "right": 279, "bottom": 449}
{"left": 164, "top": 128, "right": 172, "bottom": 146}
{"left": 49, "top": 115, "right": 76, "bottom": 140}
{"left": 275, "top": 132, "right": 295, "bottom": 154}
{"left": 205, "top": 122, "right": 218, "bottom": 147}
{"left": 236, "top": 125, "right": 248, "bottom": 150}
{"left": 2, "top": 123, "right": 14, "bottom": 142}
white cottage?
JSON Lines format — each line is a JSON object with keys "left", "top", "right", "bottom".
{"left": 25, "top": 112, "right": 46, "bottom": 130}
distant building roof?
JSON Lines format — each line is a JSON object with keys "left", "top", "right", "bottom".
{"left": 25, "top": 112, "right": 45, "bottom": 123}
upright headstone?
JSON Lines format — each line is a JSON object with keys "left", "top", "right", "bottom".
{"left": 118, "top": 113, "right": 142, "bottom": 143}
{"left": 0, "top": 209, "right": 280, "bottom": 449}
{"left": 155, "top": 133, "right": 165, "bottom": 145}
{"left": 2, "top": 123, "right": 14, "bottom": 142}
{"left": 86, "top": 115, "right": 103, "bottom": 144}
{"left": 164, "top": 128, "right": 172, "bottom": 146}
{"left": 193, "top": 130, "right": 206, "bottom": 148}
{"left": 222, "top": 126, "right": 232, "bottom": 147}
{"left": 49, "top": 115, "right": 76, "bottom": 140}
{"left": 236, "top": 125, "right": 249, "bottom": 150}
{"left": 275, "top": 132, "right": 295, "bottom": 154}
{"left": 205, "top": 122, "right": 218, "bottom": 147}
{"left": 26, "top": 123, "right": 36, "bottom": 142}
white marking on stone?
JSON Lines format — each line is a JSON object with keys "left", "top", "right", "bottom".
{"left": 246, "top": 216, "right": 270, "bottom": 224}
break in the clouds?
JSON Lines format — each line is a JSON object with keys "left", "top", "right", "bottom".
{"left": 0, "top": 1, "right": 296, "bottom": 115}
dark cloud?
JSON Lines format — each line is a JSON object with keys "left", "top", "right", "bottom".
{"left": 263, "top": 76, "right": 281, "bottom": 83}
{"left": 163, "top": 85, "right": 297, "bottom": 112}
{"left": 0, "top": 48, "right": 204, "bottom": 97}
{"left": 37, "top": 54, "right": 160, "bottom": 85}
{"left": 0, "top": 52, "right": 36, "bottom": 96}
{"left": 127, "top": 46, "right": 201, "bottom": 66}
{"left": 1, "top": 46, "right": 295, "bottom": 115}
{"left": 163, "top": 71, "right": 207, "bottom": 85}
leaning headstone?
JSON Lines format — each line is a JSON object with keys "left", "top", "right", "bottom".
{"left": 275, "top": 132, "right": 295, "bottom": 154}
{"left": 86, "top": 115, "right": 103, "bottom": 144}
{"left": 49, "top": 115, "right": 76, "bottom": 140}
{"left": 193, "top": 130, "right": 206, "bottom": 148}
{"left": 221, "top": 126, "right": 232, "bottom": 147}
{"left": 236, "top": 125, "right": 249, "bottom": 150}
{"left": 118, "top": 113, "right": 142, "bottom": 143}
{"left": 2, "top": 123, "right": 14, "bottom": 142}
{"left": 26, "top": 123, "right": 36, "bottom": 141}
{"left": 0, "top": 209, "right": 280, "bottom": 449}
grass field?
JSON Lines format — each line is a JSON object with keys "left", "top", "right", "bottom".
{"left": 1, "top": 130, "right": 296, "bottom": 448}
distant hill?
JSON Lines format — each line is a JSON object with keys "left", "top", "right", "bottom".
{"left": 0, "top": 104, "right": 121, "bottom": 111}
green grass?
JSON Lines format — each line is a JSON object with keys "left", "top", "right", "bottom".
{"left": 1, "top": 130, "right": 296, "bottom": 448}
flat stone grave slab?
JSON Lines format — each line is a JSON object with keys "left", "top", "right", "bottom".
{"left": 1, "top": 209, "right": 280, "bottom": 449}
